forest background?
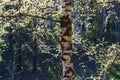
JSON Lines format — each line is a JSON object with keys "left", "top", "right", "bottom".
{"left": 0, "top": 0, "right": 120, "bottom": 80}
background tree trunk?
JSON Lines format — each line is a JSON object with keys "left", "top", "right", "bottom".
{"left": 100, "top": 7, "right": 107, "bottom": 41}
{"left": 84, "top": 0, "right": 91, "bottom": 44}
{"left": 16, "top": 44, "right": 22, "bottom": 71}
{"left": 30, "top": 19, "right": 38, "bottom": 72}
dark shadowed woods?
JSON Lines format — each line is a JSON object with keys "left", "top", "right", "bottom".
{"left": 0, "top": 0, "right": 120, "bottom": 80}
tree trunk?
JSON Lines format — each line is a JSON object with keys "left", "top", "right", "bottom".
{"left": 96, "top": 8, "right": 100, "bottom": 43}
{"left": 16, "top": 44, "right": 22, "bottom": 71}
{"left": 59, "top": 0, "right": 74, "bottom": 80}
{"left": 30, "top": 19, "right": 38, "bottom": 72}
{"left": 29, "top": 36, "right": 37, "bottom": 73}
{"left": 84, "top": 0, "right": 91, "bottom": 44}
{"left": 114, "top": 3, "right": 120, "bottom": 42}
{"left": 31, "top": 37, "right": 37, "bottom": 72}
{"left": 100, "top": 7, "right": 107, "bottom": 41}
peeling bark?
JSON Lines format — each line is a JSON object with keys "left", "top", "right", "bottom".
{"left": 59, "top": 0, "right": 74, "bottom": 80}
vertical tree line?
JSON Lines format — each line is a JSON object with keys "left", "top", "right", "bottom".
{"left": 59, "top": 0, "right": 74, "bottom": 80}
{"left": 0, "top": 0, "right": 120, "bottom": 80}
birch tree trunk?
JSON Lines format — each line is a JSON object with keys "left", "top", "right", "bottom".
{"left": 59, "top": 0, "right": 74, "bottom": 80}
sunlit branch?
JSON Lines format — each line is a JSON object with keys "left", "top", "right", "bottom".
{"left": 0, "top": 13, "right": 60, "bottom": 23}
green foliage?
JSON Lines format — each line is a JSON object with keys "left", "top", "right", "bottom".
{"left": 0, "top": 0, "right": 120, "bottom": 80}
{"left": 108, "top": 64, "right": 120, "bottom": 80}
{"left": 0, "top": 56, "right": 2, "bottom": 62}
{"left": 84, "top": 42, "right": 120, "bottom": 79}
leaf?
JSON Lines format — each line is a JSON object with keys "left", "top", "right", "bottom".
{"left": 0, "top": 56, "right": 2, "bottom": 62}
